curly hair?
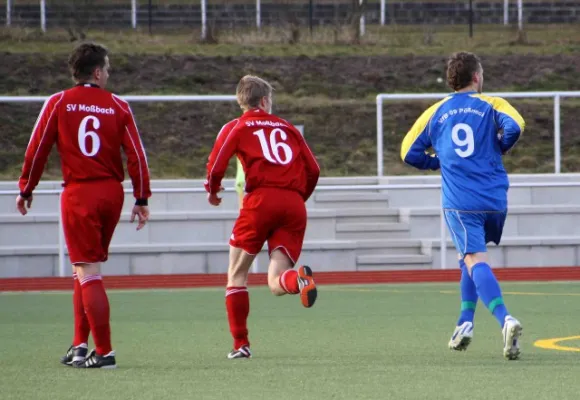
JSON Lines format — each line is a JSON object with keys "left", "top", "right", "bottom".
{"left": 446, "top": 52, "right": 481, "bottom": 91}
{"left": 68, "top": 43, "right": 108, "bottom": 82}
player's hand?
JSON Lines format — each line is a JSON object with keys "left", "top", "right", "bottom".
{"left": 208, "top": 193, "right": 222, "bottom": 206}
{"left": 16, "top": 195, "right": 33, "bottom": 216}
{"left": 131, "top": 205, "right": 149, "bottom": 231}
{"left": 208, "top": 186, "right": 224, "bottom": 206}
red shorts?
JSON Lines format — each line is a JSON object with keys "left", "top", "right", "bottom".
{"left": 230, "top": 188, "right": 306, "bottom": 264}
{"left": 61, "top": 179, "right": 124, "bottom": 265}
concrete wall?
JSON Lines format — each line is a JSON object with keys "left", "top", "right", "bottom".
{"left": 2, "top": 174, "right": 580, "bottom": 277}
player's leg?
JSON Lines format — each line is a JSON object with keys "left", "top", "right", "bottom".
{"left": 62, "top": 182, "right": 119, "bottom": 369}
{"left": 444, "top": 210, "right": 477, "bottom": 351}
{"left": 266, "top": 193, "right": 316, "bottom": 308}
{"left": 60, "top": 264, "right": 90, "bottom": 366}
{"left": 225, "top": 246, "right": 256, "bottom": 359}
{"left": 226, "top": 195, "right": 267, "bottom": 359}
{"left": 474, "top": 211, "right": 522, "bottom": 360}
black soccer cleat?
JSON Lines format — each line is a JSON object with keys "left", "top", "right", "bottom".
{"left": 73, "top": 349, "right": 117, "bottom": 369}
{"left": 227, "top": 345, "right": 252, "bottom": 359}
{"left": 60, "top": 345, "right": 88, "bottom": 367}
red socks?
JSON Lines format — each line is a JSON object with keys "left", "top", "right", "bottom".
{"left": 80, "top": 275, "right": 113, "bottom": 355}
{"left": 72, "top": 273, "right": 90, "bottom": 347}
{"left": 225, "top": 287, "right": 250, "bottom": 349}
{"left": 279, "top": 270, "right": 300, "bottom": 294}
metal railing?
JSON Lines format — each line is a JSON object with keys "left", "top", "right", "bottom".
{"left": 2, "top": 181, "right": 580, "bottom": 277}
{"left": 376, "top": 91, "right": 580, "bottom": 177}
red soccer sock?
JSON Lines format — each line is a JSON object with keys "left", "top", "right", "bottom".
{"left": 279, "top": 269, "right": 299, "bottom": 294}
{"left": 72, "top": 273, "right": 90, "bottom": 347}
{"left": 80, "top": 275, "right": 113, "bottom": 355}
{"left": 225, "top": 287, "right": 250, "bottom": 349}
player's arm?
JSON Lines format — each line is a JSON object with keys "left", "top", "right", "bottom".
{"left": 298, "top": 133, "right": 320, "bottom": 202}
{"left": 491, "top": 97, "right": 526, "bottom": 154}
{"left": 122, "top": 106, "right": 152, "bottom": 206}
{"left": 204, "top": 122, "right": 239, "bottom": 196}
{"left": 18, "top": 93, "right": 62, "bottom": 199}
{"left": 400, "top": 106, "right": 440, "bottom": 171}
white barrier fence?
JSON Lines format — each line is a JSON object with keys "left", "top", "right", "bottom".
{"left": 376, "top": 91, "right": 580, "bottom": 177}
{"left": 3, "top": 181, "right": 580, "bottom": 277}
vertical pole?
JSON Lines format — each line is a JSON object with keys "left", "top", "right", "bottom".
{"left": 469, "top": 0, "right": 473, "bottom": 38}
{"left": 503, "top": 0, "right": 509, "bottom": 26}
{"left": 251, "top": 259, "right": 258, "bottom": 274}
{"left": 256, "top": 0, "right": 261, "bottom": 31}
{"left": 40, "top": 0, "right": 46, "bottom": 32}
{"left": 148, "top": 0, "right": 152, "bottom": 34}
{"left": 359, "top": 0, "right": 365, "bottom": 36}
{"left": 439, "top": 201, "right": 447, "bottom": 269}
{"left": 6, "top": 0, "right": 11, "bottom": 27}
{"left": 376, "top": 96, "right": 384, "bottom": 177}
{"left": 132, "top": 0, "right": 137, "bottom": 29}
{"left": 517, "top": 0, "right": 523, "bottom": 31}
{"left": 58, "top": 191, "right": 66, "bottom": 277}
{"left": 201, "top": 0, "right": 207, "bottom": 40}
{"left": 309, "top": 0, "right": 314, "bottom": 36}
{"left": 554, "top": 95, "right": 561, "bottom": 174}
{"left": 380, "top": 0, "right": 386, "bottom": 26}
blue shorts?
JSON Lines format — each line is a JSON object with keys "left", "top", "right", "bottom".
{"left": 443, "top": 210, "right": 507, "bottom": 258}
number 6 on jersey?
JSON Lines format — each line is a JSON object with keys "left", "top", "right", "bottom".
{"left": 78, "top": 115, "right": 101, "bottom": 157}
{"left": 253, "top": 128, "right": 293, "bottom": 165}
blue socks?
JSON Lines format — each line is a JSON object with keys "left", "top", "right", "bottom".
{"left": 470, "top": 262, "right": 509, "bottom": 327}
{"left": 457, "top": 259, "right": 478, "bottom": 325}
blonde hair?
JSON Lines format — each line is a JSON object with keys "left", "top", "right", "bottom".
{"left": 236, "top": 75, "right": 273, "bottom": 110}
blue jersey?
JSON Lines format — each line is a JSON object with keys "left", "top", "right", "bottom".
{"left": 400, "top": 92, "right": 525, "bottom": 211}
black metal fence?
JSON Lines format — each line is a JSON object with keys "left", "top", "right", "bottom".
{"left": 0, "top": 1, "right": 578, "bottom": 30}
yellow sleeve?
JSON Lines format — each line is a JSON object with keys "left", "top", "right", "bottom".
{"left": 400, "top": 98, "right": 450, "bottom": 169}
{"left": 235, "top": 157, "right": 245, "bottom": 195}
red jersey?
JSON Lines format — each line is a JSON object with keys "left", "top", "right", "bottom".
{"left": 18, "top": 84, "right": 151, "bottom": 203}
{"left": 205, "top": 108, "right": 320, "bottom": 201}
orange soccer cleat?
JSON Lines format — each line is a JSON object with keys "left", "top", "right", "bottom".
{"left": 298, "top": 265, "right": 318, "bottom": 308}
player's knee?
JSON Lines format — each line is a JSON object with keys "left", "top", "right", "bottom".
{"left": 74, "top": 262, "right": 101, "bottom": 279}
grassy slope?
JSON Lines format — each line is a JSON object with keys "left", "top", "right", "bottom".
{"left": 1, "top": 25, "right": 579, "bottom": 178}
{"left": 1, "top": 282, "right": 580, "bottom": 400}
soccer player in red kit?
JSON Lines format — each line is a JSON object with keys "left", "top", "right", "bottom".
{"left": 16, "top": 43, "right": 151, "bottom": 369}
{"left": 205, "top": 75, "right": 320, "bottom": 359}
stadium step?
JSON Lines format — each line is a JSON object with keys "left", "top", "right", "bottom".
{"left": 335, "top": 222, "right": 410, "bottom": 240}
{"left": 356, "top": 254, "right": 433, "bottom": 270}
{"left": 335, "top": 208, "right": 400, "bottom": 224}
{"left": 313, "top": 192, "right": 390, "bottom": 209}
{"left": 353, "top": 239, "right": 424, "bottom": 255}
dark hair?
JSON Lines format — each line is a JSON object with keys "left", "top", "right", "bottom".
{"left": 446, "top": 52, "right": 481, "bottom": 91}
{"left": 68, "top": 43, "right": 108, "bottom": 81}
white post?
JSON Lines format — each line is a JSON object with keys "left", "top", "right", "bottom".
{"left": 58, "top": 191, "right": 66, "bottom": 277}
{"left": 40, "top": 0, "right": 46, "bottom": 32}
{"left": 439, "top": 200, "right": 447, "bottom": 269}
{"left": 380, "top": 0, "right": 386, "bottom": 26}
{"left": 256, "top": 0, "right": 261, "bottom": 31}
{"left": 359, "top": 0, "right": 365, "bottom": 36}
{"left": 201, "top": 0, "right": 207, "bottom": 40}
{"left": 503, "top": 0, "right": 509, "bottom": 25}
{"left": 517, "top": 0, "right": 523, "bottom": 31}
{"left": 554, "top": 95, "right": 561, "bottom": 174}
{"left": 251, "top": 258, "right": 258, "bottom": 273}
{"left": 376, "top": 96, "right": 384, "bottom": 177}
{"left": 6, "top": 0, "right": 11, "bottom": 26}
{"left": 131, "top": 0, "right": 137, "bottom": 29}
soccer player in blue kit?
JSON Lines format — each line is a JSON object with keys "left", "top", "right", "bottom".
{"left": 400, "top": 52, "right": 525, "bottom": 360}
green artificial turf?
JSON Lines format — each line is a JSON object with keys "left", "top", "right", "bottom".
{"left": 2, "top": 281, "right": 580, "bottom": 399}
